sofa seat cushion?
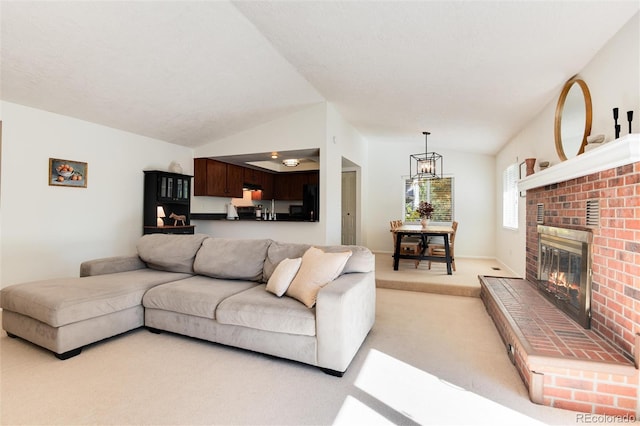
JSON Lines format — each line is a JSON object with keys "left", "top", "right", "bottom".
{"left": 143, "top": 276, "right": 257, "bottom": 319}
{"left": 0, "top": 269, "right": 191, "bottom": 328}
{"left": 194, "top": 237, "right": 272, "bottom": 282}
{"left": 216, "top": 285, "right": 316, "bottom": 337}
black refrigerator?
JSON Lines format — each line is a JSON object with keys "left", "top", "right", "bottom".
{"left": 302, "top": 184, "right": 319, "bottom": 222}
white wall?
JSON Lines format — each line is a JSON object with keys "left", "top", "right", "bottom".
{"left": 326, "top": 103, "right": 369, "bottom": 245}
{"left": 0, "top": 102, "right": 193, "bottom": 286}
{"left": 495, "top": 12, "right": 640, "bottom": 275}
{"left": 192, "top": 102, "right": 370, "bottom": 246}
{"left": 365, "top": 139, "right": 496, "bottom": 258}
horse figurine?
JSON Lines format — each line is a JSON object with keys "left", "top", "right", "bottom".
{"left": 169, "top": 212, "right": 186, "bottom": 226}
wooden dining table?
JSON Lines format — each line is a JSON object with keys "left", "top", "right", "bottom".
{"left": 392, "top": 224, "right": 455, "bottom": 274}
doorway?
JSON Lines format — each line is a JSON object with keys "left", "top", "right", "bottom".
{"left": 341, "top": 170, "right": 356, "bottom": 245}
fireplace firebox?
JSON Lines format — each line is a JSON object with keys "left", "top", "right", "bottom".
{"left": 536, "top": 225, "right": 592, "bottom": 328}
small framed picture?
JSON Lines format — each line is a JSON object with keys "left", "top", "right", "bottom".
{"left": 49, "top": 158, "right": 87, "bottom": 188}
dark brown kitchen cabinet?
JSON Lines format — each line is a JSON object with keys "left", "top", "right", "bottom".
{"left": 243, "top": 168, "right": 261, "bottom": 186}
{"left": 307, "top": 171, "right": 319, "bottom": 186}
{"left": 273, "top": 171, "right": 319, "bottom": 200}
{"left": 194, "top": 158, "right": 243, "bottom": 198}
{"left": 260, "top": 172, "right": 274, "bottom": 200}
{"left": 243, "top": 167, "right": 272, "bottom": 200}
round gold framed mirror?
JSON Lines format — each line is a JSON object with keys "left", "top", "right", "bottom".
{"left": 554, "top": 77, "right": 592, "bottom": 161}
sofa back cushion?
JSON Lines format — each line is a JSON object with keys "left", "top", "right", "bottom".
{"left": 194, "top": 237, "right": 272, "bottom": 282}
{"left": 263, "top": 241, "right": 310, "bottom": 282}
{"left": 263, "top": 241, "right": 374, "bottom": 282}
{"left": 319, "top": 245, "right": 375, "bottom": 274}
{"left": 137, "top": 233, "right": 208, "bottom": 273}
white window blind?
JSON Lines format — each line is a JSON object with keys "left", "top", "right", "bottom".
{"left": 503, "top": 163, "right": 518, "bottom": 229}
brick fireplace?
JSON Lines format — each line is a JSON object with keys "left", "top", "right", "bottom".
{"left": 481, "top": 134, "right": 639, "bottom": 416}
{"left": 524, "top": 154, "right": 639, "bottom": 361}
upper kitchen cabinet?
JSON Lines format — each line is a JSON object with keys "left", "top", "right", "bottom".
{"left": 260, "top": 172, "right": 274, "bottom": 200}
{"left": 194, "top": 150, "right": 319, "bottom": 201}
{"left": 274, "top": 171, "right": 319, "bottom": 200}
{"left": 194, "top": 158, "right": 243, "bottom": 198}
{"left": 243, "top": 167, "right": 262, "bottom": 186}
{"left": 243, "top": 167, "right": 274, "bottom": 200}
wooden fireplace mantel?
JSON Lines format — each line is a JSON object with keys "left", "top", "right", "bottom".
{"left": 519, "top": 133, "right": 639, "bottom": 192}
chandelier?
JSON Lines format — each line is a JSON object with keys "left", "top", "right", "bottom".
{"left": 410, "top": 131, "right": 443, "bottom": 180}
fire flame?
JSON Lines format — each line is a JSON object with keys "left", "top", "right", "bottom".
{"left": 548, "top": 271, "right": 579, "bottom": 291}
{"left": 549, "top": 271, "right": 566, "bottom": 287}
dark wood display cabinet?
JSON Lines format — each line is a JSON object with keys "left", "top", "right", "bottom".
{"left": 143, "top": 170, "right": 195, "bottom": 235}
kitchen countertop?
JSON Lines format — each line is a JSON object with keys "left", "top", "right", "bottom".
{"left": 191, "top": 213, "right": 317, "bottom": 222}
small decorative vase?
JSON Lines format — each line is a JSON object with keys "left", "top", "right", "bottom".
{"left": 421, "top": 218, "right": 429, "bottom": 228}
{"left": 169, "top": 161, "right": 183, "bottom": 174}
{"left": 525, "top": 158, "right": 536, "bottom": 176}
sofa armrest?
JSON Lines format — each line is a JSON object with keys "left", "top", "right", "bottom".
{"left": 315, "top": 271, "right": 376, "bottom": 373}
{"left": 80, "top": 255, "right": 147, "bottom": 277}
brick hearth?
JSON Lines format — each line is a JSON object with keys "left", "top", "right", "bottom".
{"left": 480, "top": 276, "right": 638, "bottom": 415}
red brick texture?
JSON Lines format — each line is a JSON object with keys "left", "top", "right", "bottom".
{"left": 525, "top": 162, "right": 640, "bottom": 362}
{"left": 480, "top": 276, "right": 639, "bottom": 416}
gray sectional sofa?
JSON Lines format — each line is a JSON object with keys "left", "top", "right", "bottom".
{"left": 0, "top": 234, "right": 376, "bottom": 376}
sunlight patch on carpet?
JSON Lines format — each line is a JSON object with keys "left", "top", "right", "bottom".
{"left": 339, "top": 349, "right": 544, "bottom": 425}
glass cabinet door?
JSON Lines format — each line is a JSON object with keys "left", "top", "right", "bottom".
{"left": 157, "top": 174, "right": 190, "bottom": 201}
{"left": 182, "top": 179, "right": 189, "bottom": 199}
{"left": 167, "top": 178, "right": 174, "bottom": 199}
{"left": 160, "top": 176, "right": 167, "bottom": 198}
{"left": 177, "top": 179, "right": 183, "bottom": 199}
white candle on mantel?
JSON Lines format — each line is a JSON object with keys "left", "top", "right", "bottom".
{"left": 271, "top": 199, "right": 275, "bottom": 216}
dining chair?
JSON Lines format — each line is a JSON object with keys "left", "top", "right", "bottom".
{"left": 390, "top": 220, "right": 421, "bottom": 268}
{"left": 428, "top": 221, "right": 458, "bottom": 271}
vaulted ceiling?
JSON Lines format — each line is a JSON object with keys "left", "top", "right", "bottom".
{"left": 1, "top": 1, "right": 638, "bottom": 155}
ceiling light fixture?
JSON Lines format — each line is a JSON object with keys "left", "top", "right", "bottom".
{"left": 410, "top": 131, "right": 443, "bottom": 180}
{"left": 282, "top": 159, "right": 299, "bottom": 167}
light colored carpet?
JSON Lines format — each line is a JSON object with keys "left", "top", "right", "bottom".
{"left": 0, "top": 288, "right": 581, "bottom": 425}
{"left": 375, "top": 253, "right": 518, "bottom": 297}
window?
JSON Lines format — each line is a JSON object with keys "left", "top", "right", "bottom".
{"left": 503, "top": 163, "right": 518, "bottom": 229}
{"left": 404, "top": 177, "right": 454, "bottom": 222}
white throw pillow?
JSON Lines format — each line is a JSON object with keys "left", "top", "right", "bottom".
{"left": 286, "top": 247, "right": 352, "bottom": 308}
{"left": 265, "top": 257, "right": 302, "bottom": 297}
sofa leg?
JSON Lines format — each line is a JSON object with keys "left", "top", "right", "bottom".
{"left": 146, "top": 326, "right": 162, "bottom": 334}
{"left": 320, "top": 367, "right": 344, "bottom": 377}
{"left": 55, "top": 347, "right": 82, "bottom": 360}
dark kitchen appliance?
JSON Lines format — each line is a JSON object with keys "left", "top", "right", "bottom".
{"left": 289, "top": 205, "right": 304, "bottom": 217}
{"left": 235, "top": 206, "right": 256, "bottom": 220}
{"left": 302, "top": 184, "right": 319, "bottom": 222}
